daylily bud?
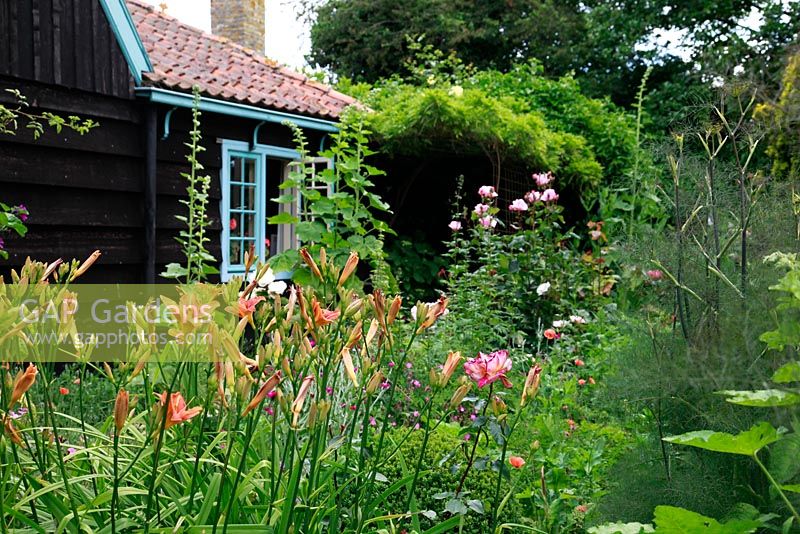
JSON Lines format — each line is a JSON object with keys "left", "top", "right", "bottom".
{"left": 299, "top": 249, "right": 322, "bottom": 279}
{"left": 345, "top": 297, "right": 363, "bottom": 318}
{"left": 4, "top": 418, "right": 22, "bottom": 445}
{"left": 9, "top": 364, "right": 37, "bottom": 409}
{"left": 439, "top": 351, "right": 462, "bottom": 387}
{"left": 285, "top": 287, "right": 298, "bottom": 323}
{"left": 307, "top": 401, "right": 319, "bottom": 428}
{"left": 291, "top": 375, "right": 315, "bottom": 428}
{"left": 338, "top": 251, "right": 359, "bottom": 287}
{"left": 365, "top": 370, "right": 384, "bottom": 395}
{"left": 319, "top": 247, "right": 327, "bottom": 270}
{"left": 448, "top": 383, "right": 470, "bottom": 409}
{"left": 317, "top": 399, "right": 331, "bottom": 422}
{"left": 520, "top": 365, "right": 543, "bottom": 407}
{"left": 114, "top": 389, "right": 129, "bottom": 433}
{"left": 70, "top": 250, "right": 101, "bottom": 281}
{"left": 242, "top": 371, "right": 282, "bottom": 417}
{"left": 345, "top": 321, "right": 363, "bottom": 349}
{"left": 490, "top": 395, "right": 507, "bottom": 416}
{"left": 370, "top": 290, "right": 387, "bottom": 330}
{"left": 341, "top": 348, "right": 359, "bottom": 388}
{"left": 387, "top": 296, "right": 402, "bottom": 325}
{"left": 103, "top": 362, "right": 115, "bottom": 383}
{"left": 417, "top": 295, "right": 448, "bottom": 333}
{"left": 235, "top": 376, "right": 253, "bottom": 404}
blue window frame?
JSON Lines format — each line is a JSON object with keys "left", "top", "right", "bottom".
{"left": 220, "top": 140, "right": 299, "bottom": 280}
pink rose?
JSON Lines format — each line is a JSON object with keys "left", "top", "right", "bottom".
{"left": 448, "top": 220, "right": 462, "bottom": 231}
{"left": 524, "top": 190, "right": 541, "bottom": 203}
{"left": 479, "top": 216, "right": 497, "bottom": 229}
{"left": 533, "top": 172, "right": 553, "bottom": 187}
{"left": 540, "top": 188, "right": 559, "bottom": 202}
{"left": 463, "top": 350, "right": 512, "bottom": 388}
{"left": 474, "top": 203, "right": 489, "bottom": 216}
{"left": 509, "top": 199, "right": 529, "bottom": 212}
{"left": 478, "top": 185, "right": 498, "bottom": 199}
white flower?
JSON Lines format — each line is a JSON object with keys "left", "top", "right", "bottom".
{"left": 248, "top": 267, "right": 276, "bottom": 288}
{"left": 552, "top": 319, "right": 568, "bottom": 328}
{"left": 536, "top": 282, "right": 551, "bottom": 296}
{"left": 570, "top": 315, "right": 587, "bottom": 324}
{"left": 267, "top": 281, "right": 288, "bottom": 295}
{"left": 449, "top": 85, "right": 464, "bottom": 97}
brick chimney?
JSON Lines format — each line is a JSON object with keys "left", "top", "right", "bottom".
{"left": 210, "top": 0, "right": 265, "bottom": 54}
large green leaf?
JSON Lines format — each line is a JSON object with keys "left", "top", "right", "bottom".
{"left": 769, "top": 432, "right": 800, "bottom": 483}
{"left": 588, "top": 522, "right": 654, "bottom": 534}
{"left": 652, "top": 506, "right": 761, "bottom": 533}
{"left": 718, "top": 389, "right": 800, "bottom": 407}
{"left": 663, "top": 422, "right": 783, "bottom": 456}
{"left": 773, "top": 362, "right": 800, "bottom": 384}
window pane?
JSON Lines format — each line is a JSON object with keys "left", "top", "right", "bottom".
{"left": 231, "top": 184, "right": 242, "bottom": 209}
{"left": 242, "top": 213, "right": 256, "bottom": 238}
{"left": 244, "top": 183, "right": 256, "bottom": 210}
{"left": 230, "top": 157, "right": 241, "bottom": 183}
{"left": 230, "top": 239, "right": 242, "bottom": 266}
{"left": 243, "top": 158, "right": 256, "bottom": 183}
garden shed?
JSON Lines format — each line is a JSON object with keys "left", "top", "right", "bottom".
{"left": 0, "top": 0, "right": 355, "bottom": 282}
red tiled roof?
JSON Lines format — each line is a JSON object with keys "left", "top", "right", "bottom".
{"left": 127, "top": 0, "right": 356, "bottom": 119}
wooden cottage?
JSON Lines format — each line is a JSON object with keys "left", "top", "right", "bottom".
{"left": 0, "top": 0, "right": 356, "bottom": 282}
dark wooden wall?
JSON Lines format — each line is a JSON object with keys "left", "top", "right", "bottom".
{"left": 0, "top": 75, "right": 320, "bottom": 282}
{"left": 0, "top": 0, "right": 133, "bottom": 98}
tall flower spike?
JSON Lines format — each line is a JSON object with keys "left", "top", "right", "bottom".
{"left": 299, "top": 248, "right": 322, "bottom": 279}
{"left": 242, "top": 371, "right": 282, "bottom": 417}
{"left": 114, "top": 388, "right": 129, "bottom": 433}
{"left": 338, "top": 251, "right": 359, "bottom": 287}
{"left": 9, "top": 364, "right": 37, "bottom": 409}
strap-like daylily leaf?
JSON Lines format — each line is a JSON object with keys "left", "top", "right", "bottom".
{"left": 653, "top": 505, "right": 762, "bottom": 533}
{"left": 663, "top": 422, "right": 783, "bottom": 456}
{"left": 781, "top": 484, "right": 800, "bottom": 494}
{"left": 773, "top": 362, "right": 800, "bottom": 384}
{"left": 717, "top": 389, "right": 800, "bottom": 407}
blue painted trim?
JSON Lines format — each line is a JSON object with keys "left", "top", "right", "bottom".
{"left": 219, "top": 140, "right": 301, "bottom": 282}
{"left": 136, "top": 87, "right": 340, "bottom": 133}
{"left": 98, "top": 0, "right": 152, "bottom": 85}
{"left": 161, "top": 107, "right": 177, "bottom": 140}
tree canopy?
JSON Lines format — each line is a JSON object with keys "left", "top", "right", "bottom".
{"left": 306, "top": 0, "right": 800, "bottom": 118}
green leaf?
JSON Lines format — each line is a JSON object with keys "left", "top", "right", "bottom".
{"left": 663, "top": 422, "right": 783, "bottom": 456}
{"left": 445, "top": 498, "right": 468, "bottom": 515}
{"left": 267, "top": 212, "right": 299, "bottom": 225}
{"left": 421, "top": 516, "right": 461, "bottom": 534}
{"left": 769, "top": 432, "right": 800, "bottom": 483}
{"left": 781, "top": 484, "right": 800, "bottom": 494}
{"left": 587, "top": 522, "right": 654, "bottom": 534}
{"left": 653, "top": 506, "right": 761, "bottom": 533}
{"left": 718, "top": 389, "right": 800, "bottom": 407}
{"left": 773, "top": 362, "right": 800, "bottom": 384}
{"left": 160, "top": 263, "right": 189, "bottom": 279}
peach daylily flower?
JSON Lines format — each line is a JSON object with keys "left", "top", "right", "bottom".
{"left": 238, "top": 295, "right": 265, "bottom": 319}
{"left": 312, "top": 298, "right": 341, "bottom": 326}
{"left": 439, "top": 351, "right": 462, "bottom": 387}
{"left": 157, "top": 391, "right": 202, "bottom": 429}
{"left": 9, "top": 364, "right": 37, "bottom": 409}
{"left": 242, "top": 371, "right": 282, "bottom": 417}
{"left": 291, "top": 375, "right": 315, "bottom": 427}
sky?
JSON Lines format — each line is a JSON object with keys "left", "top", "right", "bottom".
{"left": 140, "top": 0, "right": 310, "bottom": 69}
